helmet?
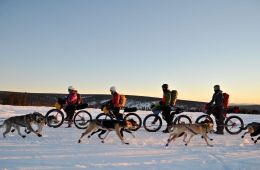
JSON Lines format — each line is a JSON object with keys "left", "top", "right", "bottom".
{"left": 110, "top": 86, "right": 117, "bottom": 92}
{"left": 162, "top": 84, "right": 168, "bottom": 89}
{"left": 214, "top": 85, "right": 220, "bottom": 90}
{"left": 68, "top": 86, "right": 76, "bottom": 91}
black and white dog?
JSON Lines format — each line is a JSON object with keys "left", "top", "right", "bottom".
{"left": 241, "top": 122, "right": 260, "bottom": 143}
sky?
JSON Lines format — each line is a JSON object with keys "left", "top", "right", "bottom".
{"left": 0, "top": 0, "right": 260, "bottom": 104}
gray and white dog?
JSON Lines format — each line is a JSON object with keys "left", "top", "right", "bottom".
{"left": 0, "top": 112, "right": 46, "bottom": 138}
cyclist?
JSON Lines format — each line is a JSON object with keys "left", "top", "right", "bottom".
{"left": 64, "top": 86, "right": 82, "bottom": 127}
{"left": 208, "top": 85, "right": 225, "bottom": 134}
{"left": 152, "top": 84, "right": 172, "bottom": 133}
{"left": 104, "top": 86, "right": 123, "bottom": 120}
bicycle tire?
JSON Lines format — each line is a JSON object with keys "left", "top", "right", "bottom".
{"left": 143, "top": 114, "right": 162, "bottom": 132}
{"left": 96, "top": 113, "right": 113, "bottom": 120}
{"left": 73, "top": 110, "right": 92, "bottom": 129}
{"left": 124, "top": 112, "right": 142, "bottom": 131}
{"left": 195, "top": 114, "right": 214, "bottom": 124}
{"left": 45, "top": 109, "right": 64, "bottom": 128}
{"left": 225, "top": 115, "right": 244, "bottom": 135}
{"left": 173, "top": 115, "right": 192, "bottom": 125}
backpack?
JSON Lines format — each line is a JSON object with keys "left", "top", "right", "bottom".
{"left": 170, "top": 90, "right": 178, "bottom": 106}
{"left": 223, "top": 93, "right": 229, "bottom": 109}
{"left": 119, "top": 95, "right": 127, "bottom": 107}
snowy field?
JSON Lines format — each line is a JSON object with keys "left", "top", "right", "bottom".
{"left": 0, "top": 104, "right": 260, "bottom": 170}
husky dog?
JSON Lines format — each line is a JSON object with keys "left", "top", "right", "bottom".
{"left": 0, "top": 112, "right": 46, "bottom": 138}
{"left": 165, "top": 123, "right": 214, "bottom": 147}
{"left": 241, "top": 122, "right": 260, "bottom": 143}
{"left": 78, "top": 119, "right": 137, "bottom": 145}
{"left": 11, "top": 113, "right": 59, "bottom": 134}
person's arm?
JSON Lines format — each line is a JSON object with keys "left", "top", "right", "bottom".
{"left": 164, "top": 92, "right": 171, "bottom": 106}
{"left": 76, "top": 93, "right": 82, "bottom": 104}
{"left": 209, "top": 94, "right": 215, "bottom": 104}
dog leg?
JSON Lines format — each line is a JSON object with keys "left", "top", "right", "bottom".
{"left": 165, "top": 134, "right": 177, "bottom": 147}
{"left": 101, "top": 131, "right": 110, "bottom": 143}
{"left": 88, "top": 129, "right": 102, "bottom": 138}
{"left": 26, "top": 123, "right": 42, "bottom": 137}
{"left": 183, "top": 133, "right": 188, "bottom": 143}
{"left": 98, "top": 130, "right": 108, "bottom": 139}
{"left": 201, "top": 135, "right": 214, "bottom": 141}
{"left": 14, "top": 125, "right": 26, "bottom": 138}
{"left": 25, "top": 128, "right": 31, "bottom": 134}
{"left": 3, "top": 124, "right": 11, "bottom": 138}
{"left": 185, "top": 134, "right": 194, "bottom": 146}
{"left": 165, "top": 134, "right": 172, "bottom": 147}
{"left": 208, "top": 135, "right": 214, "bottom": 141}
{"left": 203, "top": 134, "right": 213, "bottom": 147}
{"left": 115, "top": 125, "right": 129, "bottom": 145}
{"left": 120, "top": 128, "right": 124, "bottom": 138}
{"left": 241, "top": 131, "right": 249, "bottom": 138}
{"left": 254, "top": 136, "right": 260, "bottom": 144}
{"left": 119, "top": 129, "right": 135, "bottom": 140}
{"left": 124, "top": 129, "right": 135, "bottom": 138}
{"left": 78, "top": 125, "right": 96, "bottom": 143}
{"left": 36, "top": 124, "right": 43, "bottom": 133}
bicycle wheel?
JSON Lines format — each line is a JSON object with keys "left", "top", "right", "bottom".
{"left": 225, "top": 115, "right": 244, "bottom": 135}
{"left": 195, "top": 114, "right": 214, "bottom": 124}
{"left": 124, "top": 113, "right": 142, "bottom": 131}
{"left": 96, "top": 113, "right": 113, "bottom": 120}
{"left": 143, "top": 114, "right": 162, "bottom": 132}
{"left": 45, "top": 109, "right": 64, "bottom": 128}
{"left": 173, "top": 115, "right": 192, "bottom": 124}
{"left": 73, "top": 110, "right": 92, "bottom": 129}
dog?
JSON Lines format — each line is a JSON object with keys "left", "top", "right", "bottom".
{"left": 241, "top": 122, "right": 260, "bottom": 143}
{"left": 78, "top": 119, "right": 137, "bottom": 144}
{"left": 10, "top": 113, "right": 59, "bottom": 135}
{"left": 87, "top": 119, "right": 138, "bottom": 140}
{"left": 165, "top": 123, "right": 214, "bottom": 147}
{"left": 0, "top": 112, "right": 46, "bottom": 138}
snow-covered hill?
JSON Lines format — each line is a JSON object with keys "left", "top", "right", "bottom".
{"left": 0, "top": 105, "right": 260, "bottom": 170}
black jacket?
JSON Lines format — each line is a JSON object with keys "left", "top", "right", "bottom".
{"left": 210, "top": 90, "right": 223, "bottom": 107}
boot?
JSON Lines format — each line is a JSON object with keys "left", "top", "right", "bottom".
{"left": 66, "top": 121, "right": 72, "bottom": 128}
{"left": 162, "top": 128, "right": 169, "bottom": 133}
{"left": 214, "top": 131, "right": 224, "bottom": 135}
{"left": 162, "top": 125, "right": 170, "bottom": 133}
{"left": 214, "top": 127, "right": 224, "bottom": 135}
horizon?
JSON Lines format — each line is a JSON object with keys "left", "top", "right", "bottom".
{"left": 0, "top": 0, "right": 260, "bottom": 105}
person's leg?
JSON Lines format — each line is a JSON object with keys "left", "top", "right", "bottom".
{"left": 213, "top": 107, "right": 224, "bottom": 134}
{"left": 112, "top": 107, "right": 123, "bottom": 120}
{"left": 65, "top": 105, "right": 76, "bottom": 127}
{"left": 162, "top": 106, "right": 171, "bottom": 133}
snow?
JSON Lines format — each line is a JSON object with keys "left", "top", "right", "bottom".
{"left": 0, "top": 104, "right": 260, "bottom": 170}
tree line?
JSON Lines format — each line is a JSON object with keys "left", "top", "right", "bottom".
{"left": 0, "top": 91, "right": 259, "bottom": 114}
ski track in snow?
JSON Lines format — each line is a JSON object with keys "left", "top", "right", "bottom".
{"left": 0, "top": 105, "right": 260, "bottom": 170}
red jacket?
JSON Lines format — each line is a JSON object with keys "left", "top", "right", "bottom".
{"left": 66, "top": 91, "right": 81, "bottom": 105}
{"left": 112, "top": 92, "right": 120, "bottom": 108}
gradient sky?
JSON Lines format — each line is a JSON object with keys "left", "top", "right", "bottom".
{"left": 0, "top": 0, "right": 260, "bottom": 104}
